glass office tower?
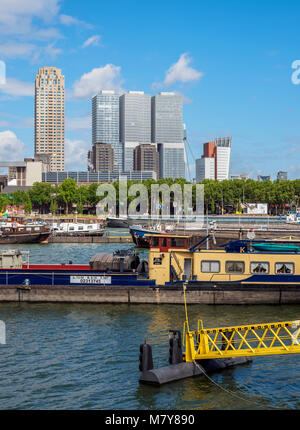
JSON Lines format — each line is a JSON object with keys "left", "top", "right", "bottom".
{"left": 92, "top": 90, "right": 122, "bottom": 172}
{"left": 151, "top": 92, "right": 183, "bottom": 143}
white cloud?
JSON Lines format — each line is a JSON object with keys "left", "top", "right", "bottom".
{"left": 65, "top": 138, "right": 90, "bottom": 170}
{"left": 72, "top": 64, "right": 125, "bottom": 100}
{"left": 0, "top": 41, "right": 36, "bottom": 59}
{"left": 82, "top": 35, "right": 101, "bottom": 48}
{"left": 0, "top": 130, "right": 25, "bottom": 161}
{"left": 44, "top": 43, "right": 62, "bottom": 59}
{"left": 0, "top": 0, "right": 60, "bottom": 35}
{"left": 59, "top": 14, "right": 92, "bottom": 28}
{"left": 154, "top": 53, "right": 203, "bottom": 89}
{"left": 0, "top": 78, "right": 34, "bottom": 97}
{"left": 164, "top": 53, "right": 203, "bottom": 86}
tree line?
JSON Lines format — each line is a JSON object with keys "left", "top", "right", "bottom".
{"left": 0, "top": 177, "right": 299, "bottom": 215}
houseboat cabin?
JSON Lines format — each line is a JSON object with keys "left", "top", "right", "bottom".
{"left": 147, "top": 234, "right": 300, "bottom": 287}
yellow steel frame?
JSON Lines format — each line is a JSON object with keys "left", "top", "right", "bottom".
{"left": 183, "top": 320, "right": 300, "bottom": 362}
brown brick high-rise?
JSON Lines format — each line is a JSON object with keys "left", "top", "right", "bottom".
{"left": 133, "top": 144, "right": 160, "bottom": 179}
{"left": 35, "top": 67, "right": 65, "bottom": 172}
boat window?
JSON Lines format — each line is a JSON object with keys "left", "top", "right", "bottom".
{"left": 87, "top": 225, "right": 92, "bottom": 229}
{"left": 226, "top": 261, "right": 245, "bottom": 273}
{"left": 201, "top": 260, "right": 220, "bottom": 273}
{"left": 34, "top": 227, "right": 40, "bottom": 231}
{"left": 78, "top": 226, "right": 84, "bottom": 230}
{"left": 26, "top": 228, "right": 32, "bottom": 232}
{"left": 151, "top": 237, "right": 159, "bottom": 247}
{"left": 170, "top": 237, "right": 185, "bottom": 248}
{"left": 275, "top": 263, "right": 294, "bottom": 274}
{"left": 161, "top": 237, "right": 167, "bottom": 248}
{"left": 250, "top": 262, "right": 269, "bottom": 274}
{"left": 69, "top": 227, "right": 74, "bottom": 231}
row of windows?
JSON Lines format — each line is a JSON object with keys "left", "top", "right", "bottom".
{"left": 201, "top": 260, "right": 295, "bottom": 275}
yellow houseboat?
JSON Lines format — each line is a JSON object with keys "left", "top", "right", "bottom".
{"left": 147, "top": 234, "right": 300, "bottom": 291}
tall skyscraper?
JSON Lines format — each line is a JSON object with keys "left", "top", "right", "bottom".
{"left": 119, "top": 91, "right": 151, "bottom": 143}
{"left": 35, "top": 67, "right": 65, "bottom": 172}
{"left": 92, "top": 90, "right": 122, "bottom": 172}
{"left": 214, "top": 137, "right": 231, "bottom": 181}
{"left": 151, "top": 92, "right": 183, "bottom": 143}
{"left": 119, "top": 91, "right": 151, "bottom": 171}
{"left": 195, "top": 138, "right": 232, "bottom": 182}
{"left": 151, "top": 92, "right": 185, "bottom": 179}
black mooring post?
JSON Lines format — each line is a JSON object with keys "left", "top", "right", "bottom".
{"left": 139, "top": 342, "right": 154, "bottom": 372}
{"left": 169, "top": 330, "right": 183, "bottom": 365}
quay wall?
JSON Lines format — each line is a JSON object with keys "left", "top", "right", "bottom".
{"left": 1, "top": 285, "right": 300, "bottom": 305}
{"left": 48, "top": 236, "right": 132, "bottom": 243}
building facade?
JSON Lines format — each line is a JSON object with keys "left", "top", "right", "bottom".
{"left": 133, "top": 144, "right": 159, "bottom": 178}
{"left": 35, "top": 67, "right": 65, "bottom": 172}
{"left": 277, "top": 171, "right": 288, "bottom": 181}
{"left": 151, "top": 92, "right": 183, "bottom": 143}
{"left": 119, "top": 91, "right": 151, "bottom": 144}
{"left": 1, "top": 158, "right": 49, "bottom": 187}
{"left": 88, "top": 143, "right": 115, "bottom": 172}
{"left": 258, "top": 175, "right": 271, "bottom": 182}
{"left": 214, "top": 137, "right": 231, "bottom": 181}
{"left": 195, "top": 138, "right": 232, "bottom": 181}
{"left": 196, "top": 157, "right": 215, "bottom": 182}
{"left": 92, "top": 90, "right": 122, "bottom": 172}
{"left": 43, "top": 170, "right": 157, "bottom": 184}
{"left": 158, "top": 142, "right": 186, "bottom": 179}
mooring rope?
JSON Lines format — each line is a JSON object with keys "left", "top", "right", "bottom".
{"left": 192, "top": 360, "right": 283, "bottom": 410}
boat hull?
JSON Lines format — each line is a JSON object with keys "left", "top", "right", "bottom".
{"left": 0, "top": 269, "right": 155, "bottom": 287}
{"left": 107, "top": 218, "right": 129, "bottom": 228}
{"left": 0, "top": 231, "right": 50, "bottom": 244}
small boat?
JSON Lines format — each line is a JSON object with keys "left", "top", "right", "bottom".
{"left": 129, "top": 224, "right": 174, "bottom": 248}
{"left": 0, "top": 224, "right": 50, "bottom": 244}
{"left": 107, "top": 217, "right": 129, "bottom": 228}
{"left": 286, "top": 212, "right": 300, "bottom": 224}
{"left": 252, "top": 243, "right": 300, "bottom": 253}
{"left": 51, "top": 222, "right": 105, "bottom": 236}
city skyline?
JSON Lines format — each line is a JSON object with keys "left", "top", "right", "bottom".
{"left": 0, "top": 0, "right": 299, "bottom": 180}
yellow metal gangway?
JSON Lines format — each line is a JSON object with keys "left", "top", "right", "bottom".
{"left": 183, "top": 319, "right": 300, "bottom": 362}
{"left": 182, "top": 285, "right": 300, "bottom": 363}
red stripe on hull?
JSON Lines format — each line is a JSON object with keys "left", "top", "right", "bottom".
{"left": 21, "top": 264, "right": 91, "bottom": 271}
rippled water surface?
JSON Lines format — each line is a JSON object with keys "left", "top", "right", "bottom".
{"left": 0, "top": 242, "right": 299, "bottom": 410}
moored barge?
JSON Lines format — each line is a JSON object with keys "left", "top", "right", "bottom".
{"left": 0, "top": 234, "right": 300, "bottom": 295}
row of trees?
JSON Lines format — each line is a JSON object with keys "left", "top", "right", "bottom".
{"left": 1, "top": 177, "right": 299, "bottom": 215}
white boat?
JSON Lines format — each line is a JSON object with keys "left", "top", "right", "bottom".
{"left": 51, "top": 222, "right": 105, "bottom": 236}
{"left": 286, "top": 212, "right": 300, "bottom": 224}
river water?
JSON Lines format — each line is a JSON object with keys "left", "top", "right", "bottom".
{"left": 0, "top": 242, "right": 299, "bottom": 410}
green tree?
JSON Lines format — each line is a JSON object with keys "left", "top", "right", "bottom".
{"left": 58, "top": 178, "right": 78, "bottom": 215}
{"left": 29, "top": 182, "right": 53, "bottom": 213}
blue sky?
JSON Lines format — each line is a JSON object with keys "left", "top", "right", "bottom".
{"left": 0, "top": 0, "right": 299, "bottom": 179}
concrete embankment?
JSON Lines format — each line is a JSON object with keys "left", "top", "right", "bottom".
{"left": 1, "top": 285, "right": 300, "bottom": 305}
{"left": 48, "top": 235, "right": 132, "bottom": 243}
